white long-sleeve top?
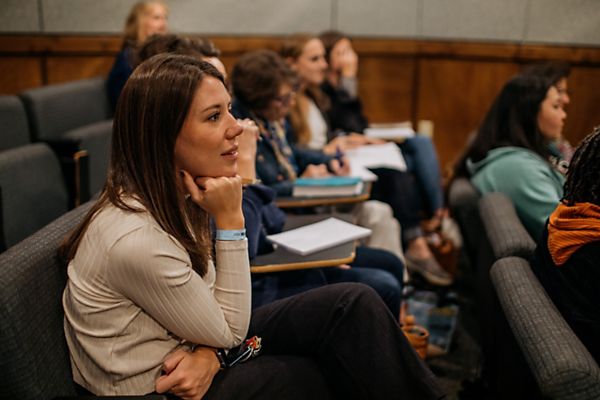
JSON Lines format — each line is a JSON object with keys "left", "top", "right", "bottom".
{"left": 62, "top": 200, "right": 251, "bottom": 395}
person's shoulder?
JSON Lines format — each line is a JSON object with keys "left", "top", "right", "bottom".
{"left": 483, "top": 147, "right": 552, "bottom": 176}
{"left": 490, "top": 146, "right": 544, "bottom": 164}
{"left": 91, "top": 200, "right": 180, "bottom": 253}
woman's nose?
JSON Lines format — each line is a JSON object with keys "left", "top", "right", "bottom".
{"left": 226, "top": 116, "right": 244, "bottom": 139}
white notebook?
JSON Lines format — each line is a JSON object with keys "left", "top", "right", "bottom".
{"left": 364, "top": 126, "right": 415, "bottom": 140}
{"left": 266, "top": 217, "right": 372, "bottom": 256}
{"left": 345, "top": 142, "right": 407, "bottom": 172}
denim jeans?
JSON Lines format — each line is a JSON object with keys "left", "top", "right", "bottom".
{"left": 400, "top": 135, "right": 444, "bottom": 215}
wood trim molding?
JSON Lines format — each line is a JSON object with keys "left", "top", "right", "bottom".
{"left": 1, "top": 34, "right": 599, "bottom": 64}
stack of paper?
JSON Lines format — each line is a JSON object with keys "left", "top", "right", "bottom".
{"left": 266, "top": 217, "right": 372, "bottom": 255}
{"left": 292, "top": 176, "right": 364, "bottom": 197}
{"left": 364, "top": 126, "right": 415, "bottom": 140}
{"left": 345, "top": 142, "right": 407, "bottom": 172}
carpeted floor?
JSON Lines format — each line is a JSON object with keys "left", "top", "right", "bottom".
{"left": 408, "top": 273, "right": 483, "bottom": 399}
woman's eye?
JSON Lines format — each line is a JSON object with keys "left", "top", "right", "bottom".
{"left": 208, "top": 112, "right": 220, "bottom": 122}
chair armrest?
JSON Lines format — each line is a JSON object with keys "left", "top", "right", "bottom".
{"left": 479, "top": 192, "right": 535, "bottom": 259}
{"left": 490, "top": 257, "right": 600, "bottom": 399}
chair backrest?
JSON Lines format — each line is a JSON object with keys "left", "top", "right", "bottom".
{"left": 0, "top": 143, "right": 69, "bottom": 248}
{"left": 491, "top": 257, "right": 600, "bottom": 399}
{"left": 0, "top": 95, "right": 30, "bottom": 151}
{"left": 20, "top": 77, "right": 111, "bottom": 142}
{"left": 447, "top": 177, "right": 483, "bottom": 266}
{"left": 0, "top": 201, "right": 92, "bottom": 399}
{"left": 478, "top": 192, "right": 536, "bottom": 260}
{"left": 63, "top": 119, "right": 113, "bottom": 197}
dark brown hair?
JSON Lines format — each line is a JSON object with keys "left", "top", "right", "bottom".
{"left": 60, "top": 54, "right": 225, "bottom": 276}
{"left": 319, "top": 30, "right": 347, "bottom": 64}
{"left": 231, "top": 49, "right": 297, "bottom": 113}
{"left": 522, "top": 62, "right": 571, "bottom": 86}
{"left": 135, "top": 33, "right": 221, "bottom": 68}
{"left": 562, "top": 126, "right": 600, "bottom": 206}
{"left": 454, "top": 74, "right": 554, "bottom": 177}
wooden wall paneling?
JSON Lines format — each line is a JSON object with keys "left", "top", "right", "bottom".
{"left": 45, "top": 56, "right": 114, "bottom": 85}
{"left": 358, "top": 55, "right": 416, "bottom": 123}
{"left": 563, "top": 66, "right": 600, "bottom": 146}
{"left": 415, "top": 59, "right": 519, "bottom": 170}
{"left": 0, "top": 57, "right": 43, "bottom": 94}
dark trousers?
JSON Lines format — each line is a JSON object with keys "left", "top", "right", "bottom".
{"left": 325, "top": 246, "right": 403, "bottom": 316}
{"left": 252, "top": 247, "right": 403, "bottom": 316}
{"left": 370, "top": 168, "right": 423, "bottom": 243}
{"left": 205, "top": 283, "right": 445, "bottom": 400}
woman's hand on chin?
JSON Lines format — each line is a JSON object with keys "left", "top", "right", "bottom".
{"left": 181, "top": 170, "right": 244, "bottom": 230}
{"left": 155, "top": 347, "right": 220, "bottom": 400}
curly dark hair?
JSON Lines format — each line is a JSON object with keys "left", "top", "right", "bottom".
{"left": 562, "top": 126, "right": 600, "bottom": 206}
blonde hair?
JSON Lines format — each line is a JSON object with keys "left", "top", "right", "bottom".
{"left": 122, "top": 1, "right": 168, "bottom": 47}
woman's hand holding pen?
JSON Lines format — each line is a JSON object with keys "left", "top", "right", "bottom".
{"left": 301, "top": 163, "right": 331, "bottom": 178}
{"left": 181, "top": 170, "right": 244, "bottom": 230}
{"left": 329, "top": 157, "right": 350, "bottom": 176}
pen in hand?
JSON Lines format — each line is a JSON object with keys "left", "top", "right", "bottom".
{"left": 335, "top": 146, "right": 345, "bottom": 168}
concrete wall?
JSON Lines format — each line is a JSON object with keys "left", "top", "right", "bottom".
{"left": 1, "top": 0, "right": 599, "bottom": 46}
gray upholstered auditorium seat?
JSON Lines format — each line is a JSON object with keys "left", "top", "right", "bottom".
{"left": 491, "top": 257, "right": 600, "bottom": 399}
{"left": 0, "top": 143, "right": 69, "bottom": 249}
{"left": 0, "top": 201, "right": 166, "bottom": 399}
{"left": 63, "top": 119, "right": 112, "bottom": 196}
{"left": 0, "top": 203, "right": 92, "bottom": 398}
{"left": 20, "top": 77, "right": 112, "bottom": 204}
{"left": 20, "top": 77, "right": 111, "bottom": 142}
{"left": 478, "top": 192, "right": 536, "bottom": 260}
{"left": 0, "top": 95, "right": 30, "bottom": 151}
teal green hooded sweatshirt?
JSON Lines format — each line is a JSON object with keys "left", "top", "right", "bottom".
{"left": 468, "top": 146, "right": 565, "bottom": 241}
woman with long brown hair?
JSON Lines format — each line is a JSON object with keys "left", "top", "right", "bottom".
{"left": 61, "top": 53, "right": 444, "bottom": 400}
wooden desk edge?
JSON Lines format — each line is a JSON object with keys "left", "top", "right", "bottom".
{"left": 250, "top": 251, "right": 355, "bottom": 274}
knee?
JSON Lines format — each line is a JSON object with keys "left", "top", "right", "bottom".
{"left": 362, "top": 200, "right": 395, "bottom": 225}
{"left": 321, "top": 282, "right": 386, "bottom": 308}
{"left": 322, "top": 282, "right": 399, "bottom": 320}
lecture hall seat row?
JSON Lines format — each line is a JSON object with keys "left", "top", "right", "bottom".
{"left": 480, "top": 192, "right": 600, "bottom": 399}
{"left": 0, "top": 77, "right": 112, "bottom": 251}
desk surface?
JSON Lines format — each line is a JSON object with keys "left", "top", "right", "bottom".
{"left": 275, "top": 182, "right": 371, "bottom": 209}
{"left": 250, "top": 214, "right": 356, "bottom": 273}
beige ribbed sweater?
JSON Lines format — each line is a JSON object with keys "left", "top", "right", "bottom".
{"left": 62, "top": 202, "right": 251, "bottom": 395}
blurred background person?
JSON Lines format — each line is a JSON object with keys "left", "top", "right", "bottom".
{"left": 107, "top": 0, "right": 168, "bottom": 109}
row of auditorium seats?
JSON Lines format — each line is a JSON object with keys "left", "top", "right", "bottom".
{"left": 0, "top": 77, "right": 112, "bottom": 251}
{"left": 449, "top": 178, "right": 600, "bottom": 399}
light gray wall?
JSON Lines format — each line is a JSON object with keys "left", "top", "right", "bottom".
{"left": 0, "top": 0, "right": 598, "bottom": 46}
